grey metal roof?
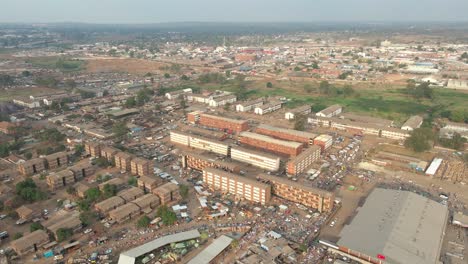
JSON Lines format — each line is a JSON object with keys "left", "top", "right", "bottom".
{"left": 118, "top": 229, "right": 201, "bottom": 264}
{"left": 337, "top": 188, "right": 448, "bottom": 264}
{"left": 187, "top": 235, "right": 233, "bottom": 264}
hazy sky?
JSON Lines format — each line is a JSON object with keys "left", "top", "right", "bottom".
{"left": 2, "top": 0, "right": 468, "bottom": 23}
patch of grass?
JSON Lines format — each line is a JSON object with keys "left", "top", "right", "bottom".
{"left": 26, "top": 56, "right": 85, "bottom": 72}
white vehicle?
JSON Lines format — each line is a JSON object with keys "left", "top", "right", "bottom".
{"left": 84, "top": 228, "right": 93, "bottom": 234}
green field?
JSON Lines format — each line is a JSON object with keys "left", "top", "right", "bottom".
{"left": 188, "top": 80, "right": 468, "bottom": 124}
{"left": 26, "top": 56, "right": 86, "bottom": 72}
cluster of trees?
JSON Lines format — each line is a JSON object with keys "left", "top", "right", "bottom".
{"left": 316, "top": 81, "right": 355, "bottom": 97}
{"left": 75, "top": 185, "right": 116, "bottom": 211}
{"left": 460, "top": 52, "right": 468, "bottom": 63}
{"left": 294, "top": 114, "right": 307, "bottom": 131}
{"left": 137, "top": 216, "right": 151, "bottom": 228}
{"left": 36, "top": 144, "right": 66, "bottom": 156}
{"left": 112, "top": 121, "right": 129, "bottom": 139}
{"left": 35, "top": 76, "right": 59, "bottom": 88}
{"left": 0, "top": 74, "right": 14, "bottom": 86}
{"left": 56, "top": 228, "right": 73, "bottom": 242}
{"left": 179, "top": 184, "right": 189, "bottom": 200}
{"left": 406, "top": 81, "right": 433, "bottom": 100}
{"left": 78, "top": 90, "right": 96, "bottom": 99}
{"left": 405, "top": 128, "right": 435, "bottom": 152}
{"left": 125, "top": 87, "right": 154, "bottom": 107}
{"left": 440, "top": 109, "right": 468, "bottom": 123}
{"left": 198, "top": 73, "right": 226, "bottom": 84}
{"left": 0, "top": 140, "right": 25, "bottom": 157}
{"left": 15, "top": 178, "right": 47, "bottom": 202}
{"left": 438, "top": 133, "right": 466, "bottom": 150}
{"left": 156, "top": 205, "right": 177, "bottom": 226}
{"left": 34, "top": 128, "right": 66, "bottom": 143}
{"left": 338, "top": 71, "right": 353, "bottom": 80}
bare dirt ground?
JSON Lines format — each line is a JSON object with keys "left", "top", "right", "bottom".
{"left": 84, "top": 58, "right": 171, "bottom": 75}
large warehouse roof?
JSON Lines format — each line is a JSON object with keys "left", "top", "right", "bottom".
{"left": 337, "top": 188, "right": 448, "bottom": 264}
{"left": 187, "top": 235, "right": 233, "bottom": 264}
{"left": 240, "top": 132, "right": 302, "bottom": 148}
{"left": 118, "top": 229, "right": 201, "bottom": 264}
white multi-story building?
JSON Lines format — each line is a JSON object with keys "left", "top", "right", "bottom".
{"left": 235, "top": 98, "right": 264, "bottom": 112}
{"left": 188, "top": 135, "right": 230, "bottom": 156}
{"left": 230, "top": 147, "right": 280, "bottom": 172}
{"left": 316, "top": 104, "right": 342, "bottom": 118}
{"left": 208, "top": 94, "right": 237, "bottom": 107}
{"left": 202, "top": 168, "right": 271, "bottom": 205}
{"left": 169, "top": 131, "right": 190, "bottom": 146}
{"left": 254, "top": 101, "right": 282, "bottom": 115}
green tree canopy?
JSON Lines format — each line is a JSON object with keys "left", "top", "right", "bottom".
{"left": 137, "top": 216, "right": 151, "bottom": 228}
{"left": 405, "top": 127, "right": 435, "bottom": 152}
{"left": 157, "top": 205, "right": 177, "bottom": 226}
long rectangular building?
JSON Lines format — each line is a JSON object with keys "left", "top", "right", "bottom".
{"left": 181, "top": 152, "right": 240, "bottom": 173}
{"left": 255, "top": 124, "right": 317, "bottom": 145}
{"left": 203, "top": 168, "right": 271, "bottom": 205}
{"left": 258, "top": 174, "right": 334, "bottom": 212}
{"left": 287, "top": 145, "right": 321, "bottom": 175}
{"left": 198, "top": 113, "right": 249, "bottom": 132}
{"left": 239, "top": 132, "right": 303, "bottom": 157}
{"left": 170, "top": 130, "right": 231, "bottom": 156}
{"left": 230, "top": 146, "right": 280, "bottom": 172}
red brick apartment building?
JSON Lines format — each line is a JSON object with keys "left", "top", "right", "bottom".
{"left": 255, "top": 124, "right": 317, "bottom": 145}
{"left": 258, "top": 174, "right": 334, "bottom": 212}
{"left": 187, "top": 112, "right": 249, "bottom": 133}
{"left": 239, "top": 132, "right": 303, "bottom": 157}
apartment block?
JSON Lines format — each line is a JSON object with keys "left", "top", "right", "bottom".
{"left": 100, "top": 146, "right": 119, "bottom": 163}
{"left": 17, "top": 158, "right": 46, "bottom": 176}
{"left": 130, "top": 157, "right": 151, "bottom": 176}
{"left": 208, "top": 94, "right": 237, "bottom": 107}
{"left": 187, "top": 111, "right": 202, "bottom": 124}
{"left": 202, "top": 168, "right": 271, "bottom": 205}
{"left": 115, "top": 152, "right": 133, "bottom": 172}
{"left": 131, "top": 193, "right": 160, "bottom": 212}
{"left": 255, "top": 124, "right": 317, "bottom": 145}
{"left": 287, "top": 145, "right": 321, "bottom": 175}
{"left": 84, "top": 141, "right": 101, "bottom": 157}
{"left": 153, "top": 182, "right": 181, "bottom": 205}
{"left": 230, "top": 146, "right": 280, "bottom": 172}
{"left": 69, "top": 162, "right": 94, "bottom": 180}
{"left": 181, "top": 152, "right": 240, "bottom": 173}
{"left": 285, "top": 105, "right": 311, "bottom": 120}
{"left": 45, "top": 152, "right": 68, "bottom": 170}
{"left": 239, "top": 132, "right": 303, "bottom": 157}
{"left": 47, "top": 169, "right": 75, "bottom": 190}
{"left": 108, "top": 203, "right": 141, "bottom": 224}
{"left": 117, "top": 187, "right": 144, "bottom": 203}
{"left": 170, "top": 130, "right": 191, "bottom": 146}
{"left": 258, "top": 174, "right": 334, "bottom": 212}
{"left": 188, "top": 135, "right": 231, "bottom": 156}
{"left": 95, "top": 196, "right": 126, "bottom": 214}
{"left": 137, "top": 175, "right": 161, "bottom": 192}
{"left": 235, "top": 98, "right": 263, "bottom": 112}
{"left": 316, "top": 104, "right": 342, "bottom": 118}
{"left": 198, "top": 113, "right": 249, "bottom": 132}
{"left": 254, "top": 101, "right": 282, "bottom": 115}
{"left": 313, "top": 134, "right": 333, "bottom": 152}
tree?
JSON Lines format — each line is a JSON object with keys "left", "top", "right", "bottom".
{"left": 294, "top": 114, "right": 307, "bottom": 131}
{"left": 128, "top": 177, "right": 137, "bottom": 187}
{"left": 74, "top": 144, "right": 84, "bottom": 155}
{"left": 80, "top": 211, "right": 95, "bottom": 226}
{"left": 157, "top": 205, "right": 177, "bottom": 226}
{"left": 343, "top": 85, "right": 355, "bottom": 97}
{"left": 64, "top": 79, "right": 77, "bottom": 89}
{"left": 16, "top": 178, "right": 46, "bottom": 202}
{"left": 266, "top": 82, "right": 273, "bottom": 88}
{"left": 181, "top": 75, "right": 189, "bottom": 81}
{"left": 294, "top": 66, "right": 301, "bottom": 71}
{"left": 66, "top": 186, "right": 76, "bottom": 195}
{"left": 164, "top": 73, "right": 171, "bottom": 79}
{"left": 137, "top": 216, "right": 151, "bottom": 228}
{"left": 0, "top": 74, "right": 14, "bottom": 87}
{"left": 312, "top": 62, "right": 320, "bottom": 69}
{"left": 0, "top": 143, "right": 9, "bottom": 157}
{"left": 407, "top": 82, "right": 433, "bottom": 100}
{"left": 56, "top": 228, "right": 73, "bottom": 242}
{"left": 112, "top": 122, "right": 128, "bottom": 139}
{"left": 102, "top": 184, "right": 117, "bottom": 198}
{"left": 179, "top": 184, "right": 189, "bottom": 200}
{"left": 405, "top": 128, "right": 435, "bottom": 152}
{"left": 303, "top": 84, "right": 315, "bottom": 93}
{"left": 21, "top": 71, "right": 31, "bottom": 77}
{"left": 180, "top": 98, "right": 187, "bottom": 109}
{"left": 30, "top": 222, "right": 44, "bottom": 232}
{"left": 24, "top": 152, "right": 33, "bottom": 160}
{"left": 125, "top": 97, "right": 137, "bottom": 108}
{"left": 450, "top": 110, "right": 467, "bottom": 123}
{"left": 319, "top": 81, "right": 331, "bottom": 95}
{"left": 84, "top": 187, "right": 101, "bottom": 202}
{"left": 439, "top": 133, "right": 467, "bottom": 150}
{"left": 12, "top": 232, "right": 23, "bottom": 240}
{"left": 94, "top": 157, "right": 110, "bottom": 168}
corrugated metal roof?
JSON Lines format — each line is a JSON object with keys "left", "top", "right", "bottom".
{"left": 187, "top": 235, "right": 233, "bottom": 264}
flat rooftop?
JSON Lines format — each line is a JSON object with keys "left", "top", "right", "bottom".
{"left": 187, "top": 235, "right": 233, "bottom": 264}
{"left": 118, "top": 229, "right": 201, "bottom": 264}
{"left": 337, "top": 188, "right": 448, "bottom": 264}
{"left": 240, "top": 132, "right": 302, "bottom": 149}
{"left": 200, "top": 113, "right": 247, "bottom": 124}
{"left": 257, "top": 124, "right": 317, "bottom": 139}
